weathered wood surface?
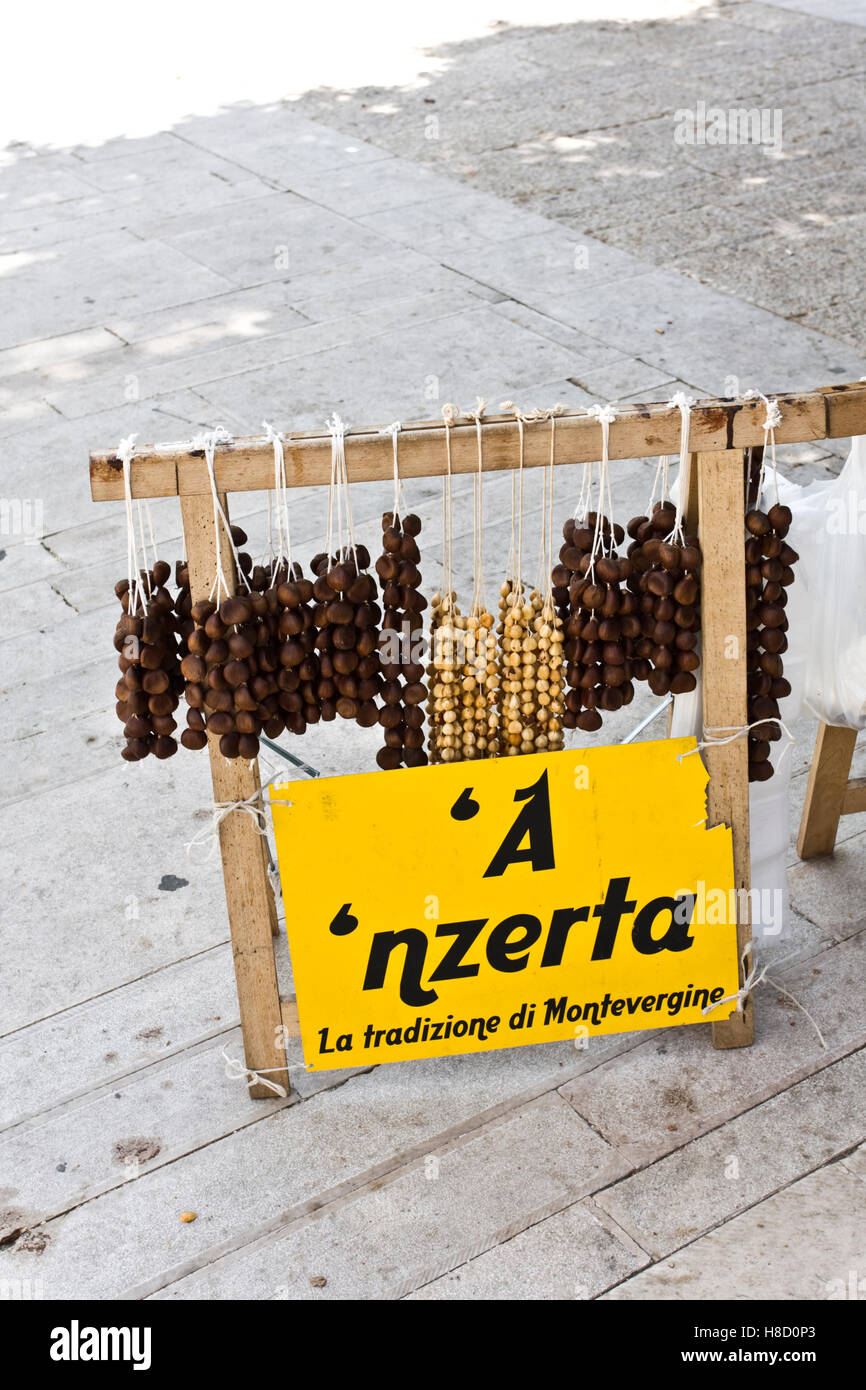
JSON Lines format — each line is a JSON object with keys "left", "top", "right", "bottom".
{"left": 90, "top": 381, "right": 866, "bottom": 500}
{"left": 798, "top": 723, "right": 860, "bottom": 859}
{"left": 696, "top": 450, "right": 754, "bottom": 1049}
{"left": 180, "top": 492, "right": 288, "bottom": 1098}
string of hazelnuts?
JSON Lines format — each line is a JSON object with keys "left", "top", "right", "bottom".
{"left": 745, "top": 502, "right": 797, "bottom": 782}
{"left": 375, "top": 511, "right": 428, "bottom": 769}
{"left": 498, "top": 581, "right": 565, "bottom": 755}
{"left": 427, "top": 595, "right": 499, "bottom": 762}
{"left": 498, "top": 579, "right": 532, "bottom": 754}
{"left": 456, "top": 607, "right": 500, "bottom": 760}
{"left": 427, "top": 591, "right": 459, "bottom": 763}
{"left": 114, "top": 560, "right": 184, "bottom": 760}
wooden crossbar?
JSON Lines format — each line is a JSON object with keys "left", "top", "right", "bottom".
{"left": 89, "top": 380, "right": 866, "bottom": 502}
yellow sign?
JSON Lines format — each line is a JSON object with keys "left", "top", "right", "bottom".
{"left": 271, "top": 738, "right": 739, "bottom": 1070}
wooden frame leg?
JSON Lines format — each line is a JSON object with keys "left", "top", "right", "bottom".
{"left": 666, "top": 451, "right": 700, "bottom": 738}
{"left": 180, "top": 493, "right": 288, "bottom": 1098}
{"left": 797, "top": 723, "right": 858, "bottom": 859}
{"left": 697, "top": 450, "right": 754, "bottom": 1049}
{"left": 252, "top": 761, "right": 280, "bottom": 936}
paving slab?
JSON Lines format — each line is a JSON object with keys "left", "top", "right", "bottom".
{"left": 604, "top": 1156, "right": 866, "bottom": 1300}
{"left": 148, "top": 191, "right": 392, "bottom": 288}
{"left": 0, "top": 231, "right": 235, "bottom": 350}
{"left": 789, "top": 832, "right": 866, "bottom": 932}
{"left": 593, "top": 1048, "right": 866, "bottom": 1258}
{"left": 409, "top": 1197, "right": 648, "bottom": 1300}
{"left": 0, "top": 1036, "right": 637, "bottom": 1299}
{"left": 0, "top": 945, "right": 238, "bottom": 1127}
{"left": 0, "top": 756, "right": 230, "bottom": 1028}
{"left": 41, "top": 287, "right": 481, "bottom": 421}
{"left": 0, "top": 1029, "right": 290, "bottom": 1240}
{"left": 560, "top": 933, "right": 866, "bottom": 1163}
{"left": 198, "top": 301, "right": 582, "bottom": 431}
{"left": 152, "top": 1092, "right": 629, "bottom": 1300}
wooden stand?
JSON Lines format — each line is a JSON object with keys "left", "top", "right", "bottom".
{"left": 90, "top": 380, "right": 866, "bottom": 1093}
{"left": 798, "top": 723, "right": 863, "bottom": 859}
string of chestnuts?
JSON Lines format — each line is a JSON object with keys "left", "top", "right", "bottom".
{"left": 745, "top": 502, "right": 797, "bottom": 783}
{"left": 179, "top": 523, "right": 305, "bottom": 758}
{"left": 307, "top": 543, "right": 382, "bottom": 728}
{"left": 624, "top": 502, "right": 702, "bottom": 699}
{"left": 114, "top": 561, "right": 184, "bottom": 761}
{"left": 554, "top": 513, "right": 636, "bottom": 733}
{"left": 375, "top": 511, "right": 428, "bottom": 769}
{"left": 181, "top": 594, "right": 275, "bottom": 761}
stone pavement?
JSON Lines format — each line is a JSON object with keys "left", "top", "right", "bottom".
{"left": 1, "top": 0, "right": 864, "bottom": 1301}
{"left": 293, "top": 0, "right": 866, "bottom": 352}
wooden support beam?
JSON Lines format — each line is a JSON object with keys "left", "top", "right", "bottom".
{"left": 797, "top": 723, "right": 859, "bottom": 859}
{"left": 842, "top": 777, "right": 866, "bottom": 817}
{"left": 180, "top": 492, "right": 288, "bottom": 1098}
{"left": 89, "top": 380, "right": 866, "bottom": 501}
{"left": 252, "top": 760, "right": 280, "bottom": 937}
{"left": 697, "top": 450, "right": 754, "bottom": 1049}
{"left": 667, "top": 450, "right": 701, "bottom": 737}
{"left": 280, "top": 996, "right": 301, "bottom": 1039}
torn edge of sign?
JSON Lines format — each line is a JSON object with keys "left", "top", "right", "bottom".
{"left": 666, "top": 734, "right": 734, "bottom": 854}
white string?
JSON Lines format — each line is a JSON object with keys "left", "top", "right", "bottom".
{"left": 677, "top": 717, "right": 795, "bottom": 766}
{"left": 263, "top": 422, "right": 292, "bottom": 583}
{"left": 574, "top": 454, "right": 593, "bottom": 523}
{"left": 264, "top": 423, "right": 282, "bottom": 576}
{"left": 135, "top": 498, "right": 156, "bottom": 596}
{"left": 327, "top": 414, "right": 357, "bottom": 562}
{"left": 500, "top": 401, "right": 522, "bottom": 586}
{"left": 544, "top": 409, "right": 560, "bottom": 595}
{"left": 327, "top": 413, "right": 343, "bottom": 559}
{"left": 649, "top": 453, "right": 672, "bottom": 512}
{"left": 191, "top": 427, "right": 249, "bottom": 601}
{"left": 221, "top": 1048, "right": 288, "bottom": 1099}
{"left": 470, "top": 397, "right": 486, "bottom": 615}
{"left": 441, "top": 404, "right": 458, "bottom": 608}
{"left": 117, "top": 434, "right": 143, "bottom": 616}
{"left": 585, "top": 404, "right": 617, "bottom": 575}
{"left": 265, "top": 485, "right": 274, "bottom": 573}
{"left": 515, "top": 405, "right": 564, "bottom": 593}
{"left": 185, "top": 779, "right": 293, "bottom": 860}
{"left": 667, "top": 391, "right": 694, "bottom": 542}
{"left": 701, "top": 941, "right": 828, "bottom": 1049}
{"left": 326, "top": 419, "right": 337, "bottom": 563}
{"left": 742, "top": 390, "right": 782, "bottom": 506}
{"left": 504, "top": 401, "right": 550, "bottom": 591}
{"left": 380, "top": 421, "right": 403, "bottom": 521}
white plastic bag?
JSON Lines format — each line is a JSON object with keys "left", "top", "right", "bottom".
{"left": 668, "top": 468, "right": 808, "bottom": 940}
{"left": 790, "top": 436, "right": 866, "bottom": 729}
